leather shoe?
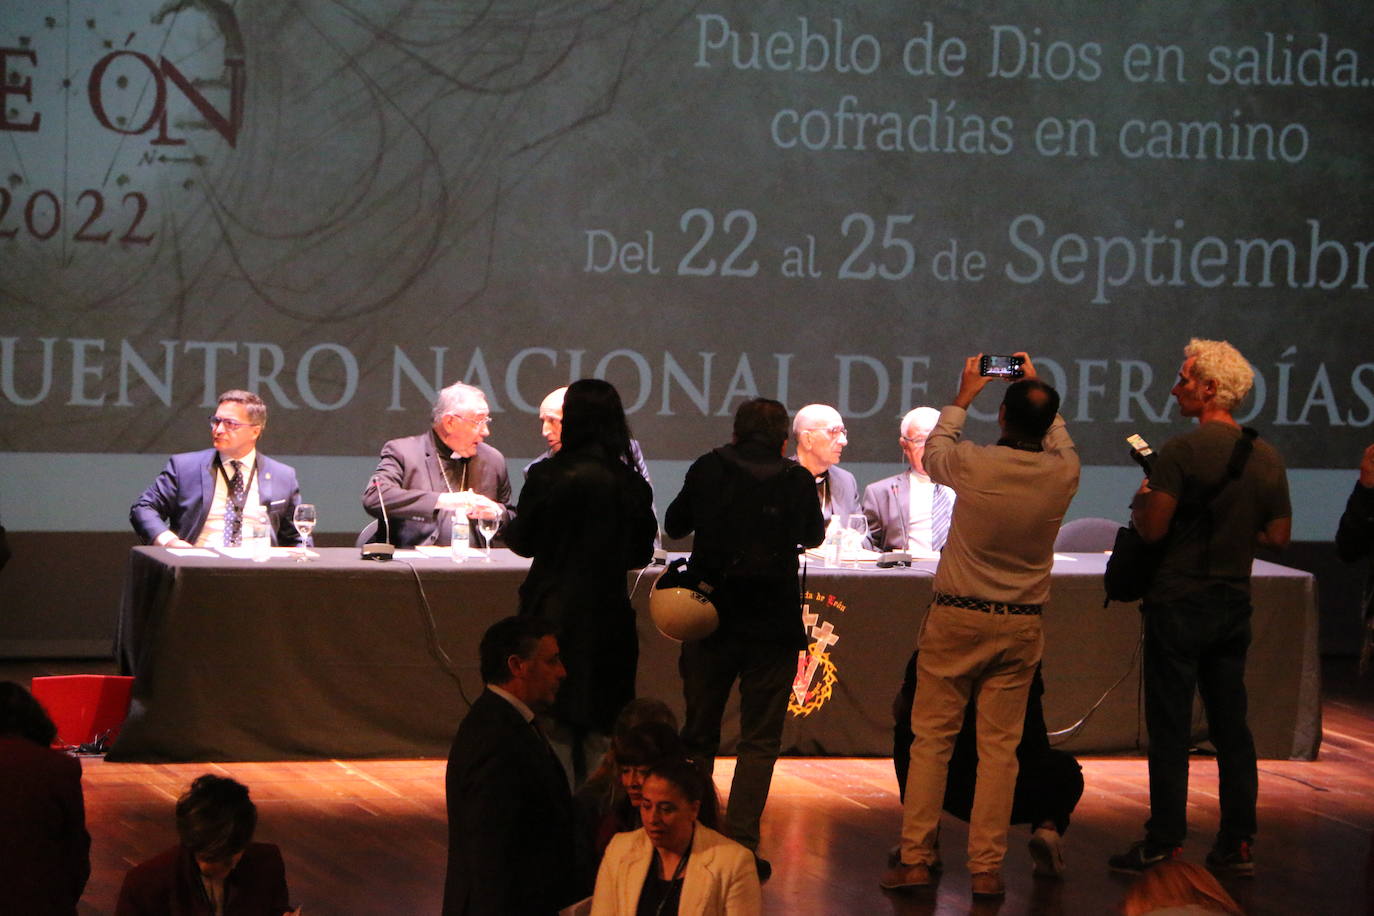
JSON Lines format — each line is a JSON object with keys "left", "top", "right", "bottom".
{"left": 970, "top": 870, "right": 1005, "bottom": 898}
{"left": 879, "top": 861, "right": 932, "bottom": 890}
{"left": 1029, "top": 826, "right": 1066, "bottom": 877}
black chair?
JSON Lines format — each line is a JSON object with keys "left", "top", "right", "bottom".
{"left": 356, "top": 520, "right": 381, "bottom": 549}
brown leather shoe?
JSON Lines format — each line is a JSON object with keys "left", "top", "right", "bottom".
{"left": 970, "top": 870, "right": 1005, "bottom": 898}
{"left": 879, "top": 861, "right": 932, "bottom": 890}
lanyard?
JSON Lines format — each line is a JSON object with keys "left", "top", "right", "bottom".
{"left": 217, "top": 457, "right": 259, "bottom": 516}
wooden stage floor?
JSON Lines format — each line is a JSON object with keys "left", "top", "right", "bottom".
{"left": 9, "top": 659, "right": 1374, "bottom": 915}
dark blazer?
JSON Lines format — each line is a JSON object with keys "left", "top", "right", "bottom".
{"left": 115, "top": 843, "right": 290, "bottom": 916}
{"left": 792, "top": 460, "right": 860, "bottom": 525}
{"left": 0, "top": 735, "right": 90, "bottom": 915}
{"left": 444, "top": 689, "right": 582, "bottom": 916}
{"left": 1336, "top": 482, "right": 1374, "bottom": 649}
{"left": 129, "top": 449, "right": 302, "bottom": 546}
{"left": 362, "top": 432, "right": 512, "bottom": 547}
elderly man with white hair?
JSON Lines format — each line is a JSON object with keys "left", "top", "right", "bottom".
{"left": 363, "top": 381, "right": 512, "bottom": 548}
{"left": 861, "top": 406, "right": 954, "bottom": 556}
{"left": 792, "top": 403, "right": 860, "bottom": 525}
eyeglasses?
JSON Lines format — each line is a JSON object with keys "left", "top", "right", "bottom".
{"left": 900, "top": 436, "right": 928, "bottom": 446}
{"left": 806, "top": 425, "right": 847, "bottom": 439}
{"left": 451, "top": 414, "right": 492, "bottom": 431}
{"left": 209, "top": 415, "right": 258, "bottom": 431}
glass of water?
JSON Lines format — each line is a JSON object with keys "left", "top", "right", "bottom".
{"left": 293, "top": 504, "right": 317, "bottom": 561}
{"left": 475, "top": 511, "right": 501, "bottom": 562}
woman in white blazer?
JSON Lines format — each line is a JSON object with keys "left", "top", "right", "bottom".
{"left": 591, "top": 758, "right": 761, "bottom": 916}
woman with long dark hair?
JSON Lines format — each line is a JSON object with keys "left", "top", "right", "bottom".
{"left": 506, "top": 378, "right": 659, "bottom": 784}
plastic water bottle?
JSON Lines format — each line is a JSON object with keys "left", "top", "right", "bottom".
{"left": 246, "top": 507, "right": 272, "bottom": 561}
{"left": 451, "top": 518, "right": 469, "bottom": 563}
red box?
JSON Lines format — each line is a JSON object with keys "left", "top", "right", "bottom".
{"left": 30, "top": 675, "right": 135, "bottom": 749}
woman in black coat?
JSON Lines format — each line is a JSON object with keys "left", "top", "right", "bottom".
{"left": 505, "top": 378, "right": 659, "bottom": 781}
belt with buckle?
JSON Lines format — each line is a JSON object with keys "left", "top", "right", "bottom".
{"left": 933, "top": 591, "right": 1042, "bottom": 616}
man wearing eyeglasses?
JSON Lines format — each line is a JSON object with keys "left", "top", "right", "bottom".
{"left": 130, "top": 390, "right": 303, "bottom": 548}
{"left": 792, "top": 404, "right": 861, "bottom": 526}
{"left": 524, "top": 385, "right": 653, "bottom": 485}
{"left": 363, "top": 381, "right": 512, "bottom": 548}
{"left": 862, "top": 407, "right": 953, "bottom": 556}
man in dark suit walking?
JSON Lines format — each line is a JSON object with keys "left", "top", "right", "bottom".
{"left": 444, "top": 616, "right": 584, "bottom": 915}
{"left": 129, "top": 389, "right": 302, "bottom": 548}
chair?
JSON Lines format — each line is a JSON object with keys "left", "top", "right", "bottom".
{"left": 30, "top": 675, "right": 134, "bottom": 748}
{"left": 356, "top": 519, "right": 380, "bottom": 548}
{"left": 1054, "top": 517, "right": 1121, "bottom": 552}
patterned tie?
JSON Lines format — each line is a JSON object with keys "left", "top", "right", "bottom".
{"left": 224, "top": 460, "right": 245, "bottom": 547}
{"left": 931, "top": 484, "right": 952, "bottom": 552}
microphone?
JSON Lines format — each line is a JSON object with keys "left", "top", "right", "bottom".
{"left": 362, "top": 475, "right": 396, "bottom": 560}
{"left": 1126, "top": 433, "right": 1155, "bottom": 477}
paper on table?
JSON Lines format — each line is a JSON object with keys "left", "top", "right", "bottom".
{"left": 1052, "top": 553, "right": 1078, "bottom": 561}
{"left": 215, "top": 547, "right": 292, "bottom": 560}
{"left": 166, "top": 548, "right": 218, "bottom": 557}
{"left": 410, "top": 546, "right": 451, "bottom": 558}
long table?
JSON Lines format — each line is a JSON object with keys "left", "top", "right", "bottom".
{"left": 109, "top": 547, "right": 1321, "bottom": 762}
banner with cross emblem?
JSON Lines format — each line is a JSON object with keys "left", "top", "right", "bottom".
{"left": 789, "top": 589, "right": 848, "bottom": 718}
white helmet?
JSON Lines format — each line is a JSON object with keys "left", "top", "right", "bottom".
{"left": 650, "top": 559, "right": 718, "bottom": 641}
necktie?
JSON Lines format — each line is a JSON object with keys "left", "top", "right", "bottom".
{"left": 931, "top": 484, "right": 952, "bottom": 552}
{"left": 224, "top": 460, "right": 245, "bottom": 547}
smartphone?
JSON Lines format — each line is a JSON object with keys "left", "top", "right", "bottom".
{"left": 1126, "top": 433, "right": 1155, "bottom": 475}
{"left": 979, "top": 354, "right": 1025, "bottom": 378}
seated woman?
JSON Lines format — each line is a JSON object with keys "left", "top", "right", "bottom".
{"left": 591, "top": 757, "right": 759, "bottom": 916}
{"left": 116, "top": 774, "right": 295, "bottom": 915}
{"left": 0, "top": 681, "right": 90, "bottom": 915}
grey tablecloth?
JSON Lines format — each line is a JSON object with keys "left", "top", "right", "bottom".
{"left": 109, "top": 548, "right": 1320, "bottom": 762}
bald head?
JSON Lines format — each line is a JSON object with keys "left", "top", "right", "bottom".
{"left": 539, "top": 387, "right": 567, "bottom": 452}
{"left": 900, "top": 407, "right": 940, "bottom": 475}
{"left": 794, "top": 404, "right": 847, "bottom": 474}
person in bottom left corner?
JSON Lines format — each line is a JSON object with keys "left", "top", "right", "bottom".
{"left": 0, "top": 681, "right": 91, "bottom": 916}
{"left": 116, "top": 773, "right": 297, "bottom": 915}
{"left": 130, "top": 390, "right": 303, "bottom": 549}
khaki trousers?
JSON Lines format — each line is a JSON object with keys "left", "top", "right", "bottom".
{"left": 899, "top": 602, "right": 1043, "bottom": 872}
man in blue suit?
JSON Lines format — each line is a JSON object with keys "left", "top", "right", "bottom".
{"left": 130, "top": 390, "right": 303, "bottom": 548}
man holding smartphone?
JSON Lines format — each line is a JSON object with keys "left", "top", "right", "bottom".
{"left": 881, "top": 352, "right": 1080, "bottom": 900}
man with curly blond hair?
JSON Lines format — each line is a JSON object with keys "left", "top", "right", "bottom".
{"left": 1110, "top": 339, "right": 1291, "bottom": 878}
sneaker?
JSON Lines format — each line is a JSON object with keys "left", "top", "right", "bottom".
{"left": 1029, "top": 826, "right": 1066, "bottom": 878}
{"left": 1108, "top": 839, "right": 1179, "bottom": 874}
{"left": 970, "top": 870, "right": 1005, "bottom": 898}
{"left": 879, "top": 860, "right": 932, "bottom": 890}
{"left": 1206, "top": 840, "right": 1254, "bottom": 877}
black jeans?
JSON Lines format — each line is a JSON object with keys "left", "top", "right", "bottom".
{"left": 1143, "top": 584, "right": 1257, "bottom": 848}
{"left": 679, "top": 635, "right": 795, "bottom": 852}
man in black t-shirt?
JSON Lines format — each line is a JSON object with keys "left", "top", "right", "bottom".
{"left": 1110, "top": 339, "right": 1290, "bottom": 878}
